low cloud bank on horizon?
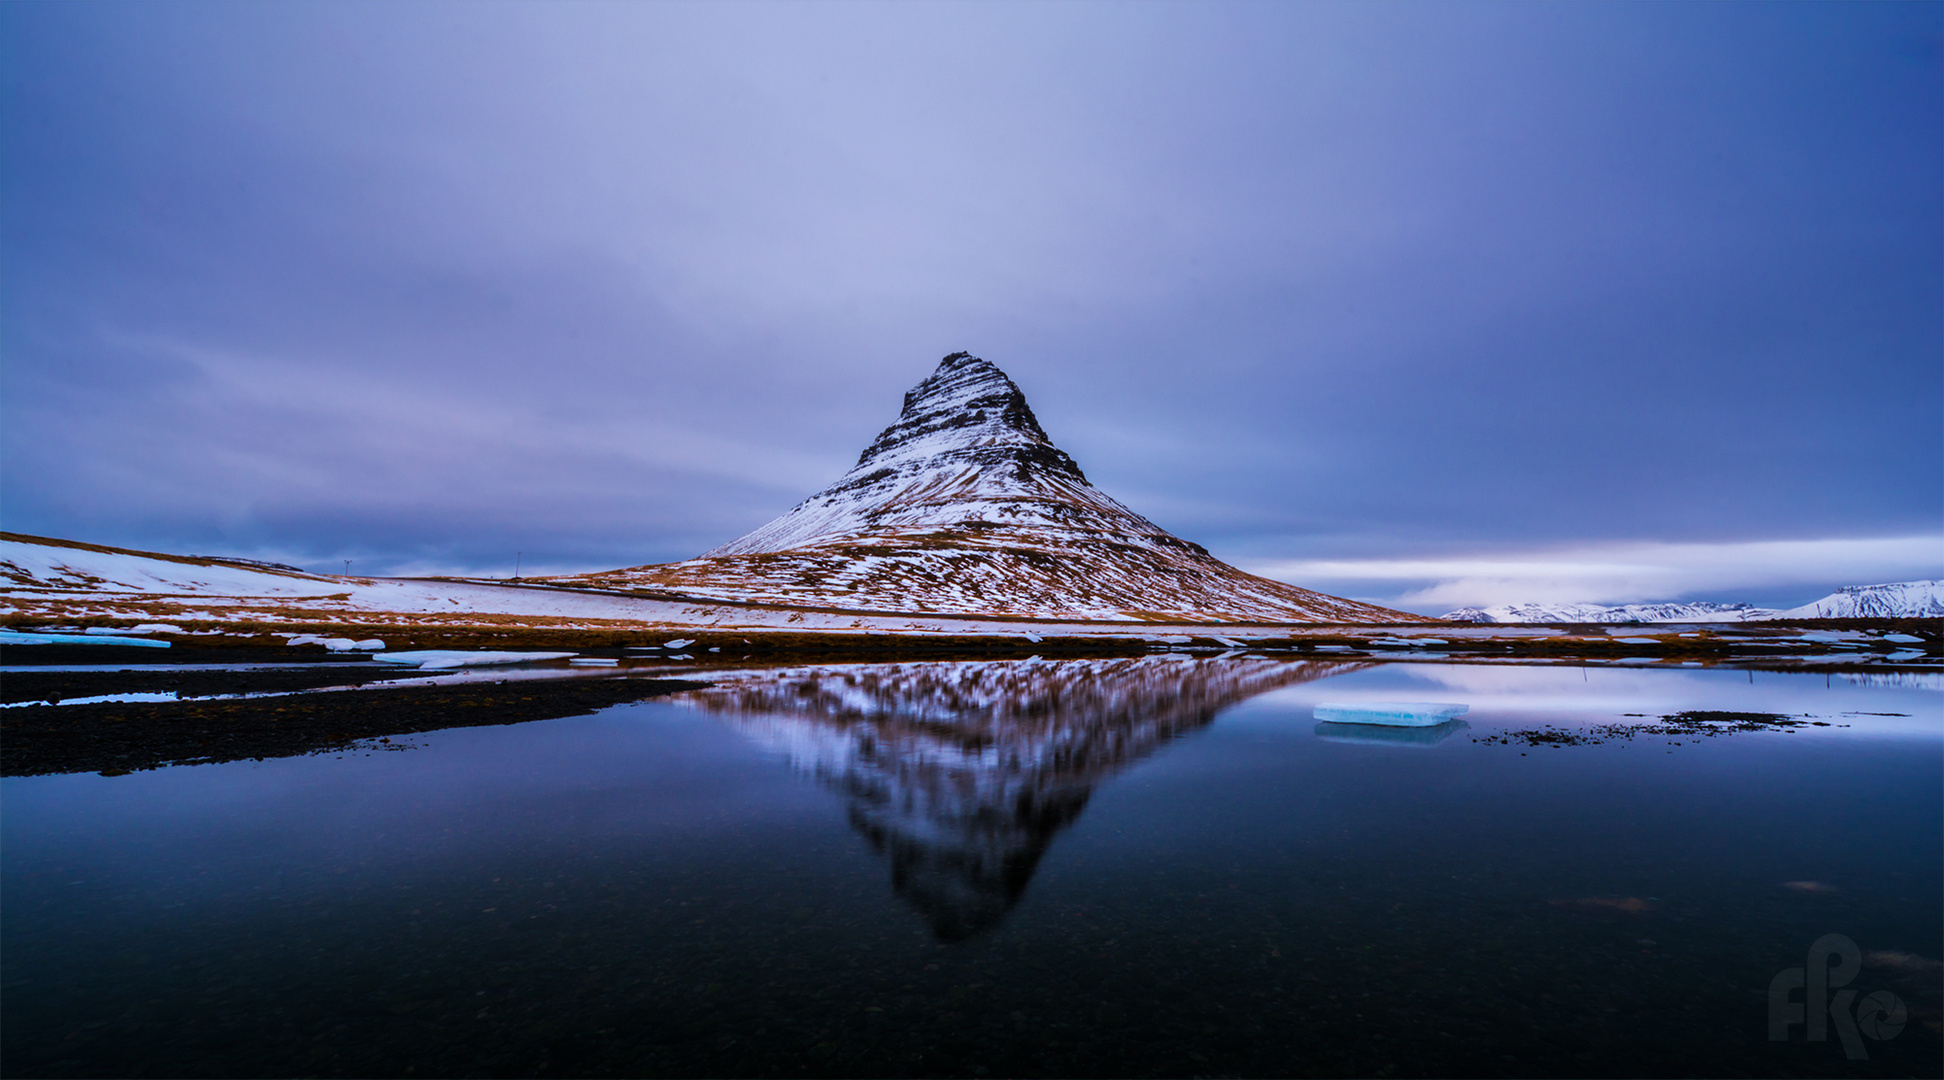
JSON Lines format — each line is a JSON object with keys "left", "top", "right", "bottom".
{"left": 1250, "top": 535, "right": 1944, "bottom": 614}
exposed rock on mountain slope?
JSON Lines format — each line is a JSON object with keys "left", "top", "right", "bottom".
{"left": 572, "top": 353, "right": 1407, "bottom": 622}
{"left": 682, "top": 656, "right": 1365, "bottom": 938}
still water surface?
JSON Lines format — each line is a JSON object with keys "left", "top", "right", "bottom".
{"left": 4, "top": 659, "right": 1938, "bottom": 1077}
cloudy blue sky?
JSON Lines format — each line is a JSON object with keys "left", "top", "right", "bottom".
{"left": 3, "top": 2, "right": 1938, "bottom": 613}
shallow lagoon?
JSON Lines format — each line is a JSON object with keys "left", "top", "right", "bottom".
{"left": 4, "top": 659, "right": 1938, "bottom": 1078}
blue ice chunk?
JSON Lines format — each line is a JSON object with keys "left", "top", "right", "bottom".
{"left": 1312, "top": 701, "right": 1468, "bottom": 727}
{"left": 0, "top": 630, "right": 171, "bottom": 648}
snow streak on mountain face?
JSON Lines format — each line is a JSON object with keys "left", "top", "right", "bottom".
{"left": 577, "top": 354, "right": 1408, "bottom": 623}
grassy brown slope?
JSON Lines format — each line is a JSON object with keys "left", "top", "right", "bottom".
{"left": 562, "top": 535, "right": 1414, "bottom": 623}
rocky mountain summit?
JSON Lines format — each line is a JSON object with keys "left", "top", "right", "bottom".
{"left": 704, "top": 351, "right": 1110, "bottom": 557}
{"left": 574, "top": 353, "right": 1405, "bottom": 622}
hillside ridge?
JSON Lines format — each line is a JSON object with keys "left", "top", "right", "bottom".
{"left": 574, "top": 354, "right": 1410, "bottom": 623}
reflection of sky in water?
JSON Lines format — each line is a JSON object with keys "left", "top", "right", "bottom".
{"left": 1245, "top": 663, "right": 1941, "bottom": 739}
{"left": 2, "top": 661, "right": 1938, "bottom": 1078}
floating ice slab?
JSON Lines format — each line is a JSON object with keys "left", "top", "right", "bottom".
{"left": 370, "top": 650, "right": 576, "bottom": 670}
{"left": 568, "top": 657, "right": 620, "bottom": 666}
{"left": 1312, "top": 702, "right": 1469, "bottom": 727}
{"left": 0, "top": 630, "right": 172, "bottom": 648}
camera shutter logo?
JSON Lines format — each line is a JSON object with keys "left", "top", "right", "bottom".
{"left": 1769, "top": 933, "right": 1906, "bottom": 1060}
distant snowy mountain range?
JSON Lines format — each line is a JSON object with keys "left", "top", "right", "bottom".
{"left": 569, "top": 353, "right": 1406, "bottom": 622}
{"left": 1444, "top": 580, "right": 1944, "bottom": 623}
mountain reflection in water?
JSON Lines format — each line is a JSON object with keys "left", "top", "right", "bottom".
{"left": 678, "top": 656, "right": 1365, "bottom": 940}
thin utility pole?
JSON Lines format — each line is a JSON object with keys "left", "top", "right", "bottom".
{"left": 515, "top": 552, "right": 522, "bottom": 581}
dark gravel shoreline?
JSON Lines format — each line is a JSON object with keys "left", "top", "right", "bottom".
{"left": 1, "top": 675, "right": 706, "bottom": 777}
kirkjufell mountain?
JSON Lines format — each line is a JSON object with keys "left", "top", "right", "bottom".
{"left": 573, "top": 353, "right": 1407, "bottom": 622}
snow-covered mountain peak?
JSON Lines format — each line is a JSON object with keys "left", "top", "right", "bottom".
{"left": 583, "top": 353, "right": 1408, "bottom": 622}
{"left": 1778, "top": 580, "right": 1943, "bottom": 620}
{"left": 853, "top": 352, "right": 1087, "bottom": 484}
{"left": 704, "top": 353, "right": 1165, "bottom": 559}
